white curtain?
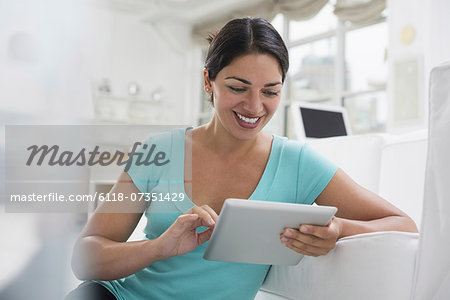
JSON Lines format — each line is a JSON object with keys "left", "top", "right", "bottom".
{"left": 191, "top": 0, "right": 329, "bottom": 45}
{"left": 412, "top": 63, "right": 450, "bottom": 299}
{"left": 334, "top": 0, "right": 386, "bottom": 24}
{"left": 277, "top": 0, "right": 328, "bottom": 21}
{"left": 192, "top": 1, "right": 278, "bottom": 46}
{"left": 191, "top": 0, "right": 386, "bottom": 45}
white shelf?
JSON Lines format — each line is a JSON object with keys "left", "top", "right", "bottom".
{"left": 92, "top": 95, "right": 167, "bottom": 124}
{"left": 94, "top": 95, "right": 162, "bottom": 105}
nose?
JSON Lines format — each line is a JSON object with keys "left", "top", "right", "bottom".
{"left": 242, "top": 90, "right": 263, "bottom": 114}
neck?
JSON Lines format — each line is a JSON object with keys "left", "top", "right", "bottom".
{"left": 201, "top": 115, "right": 263, "bottom": 157}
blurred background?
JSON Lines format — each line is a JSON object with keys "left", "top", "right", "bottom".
{"left": 1, "top": 0, "right": 450, "bottom": 299}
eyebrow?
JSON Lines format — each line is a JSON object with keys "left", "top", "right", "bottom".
{"left": 224, "top": 76, "right": 282, "bottom": 87}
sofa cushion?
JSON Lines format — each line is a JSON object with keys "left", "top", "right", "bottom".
{"left": 307, "top": 134, "right": 384, "bottom": 194}
{"left": 259, "top": 232, "right": 419, "bottom": 300}
{"left": 378, "top": 130, "right": 427, "bottom": 227}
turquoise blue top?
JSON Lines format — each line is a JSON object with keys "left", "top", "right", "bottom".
{"left": 96, "top": 127, "right": 338, "bottom": 300}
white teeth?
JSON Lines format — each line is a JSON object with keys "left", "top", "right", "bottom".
{"left": 235, "top": 112, "right": 260, "bottom": 124}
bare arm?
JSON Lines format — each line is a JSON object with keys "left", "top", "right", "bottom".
{"left": 316, "top": 168, "right": 418, "bottom": 238}
{"left": 71, "top": 171, "right": 218, "bottom": 281}
{"left": 280, "top": 168, "right": 418, "bottom": 257}
{"left": 71, "top": 171, "right": 162, "bottom": 281}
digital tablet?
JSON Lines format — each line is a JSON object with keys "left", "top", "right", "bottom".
{"left": 203, "top": 198, "right": 337, "bottom": 265}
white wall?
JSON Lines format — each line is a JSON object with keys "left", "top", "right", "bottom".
{"left": 0, "top": 0, "right": 200, "bottom": 125}
{"left": 387, "top": 0, "right": 450, "bottom": 133}
{"left": 0, "top": 2, "right": 202, "bottom": 297}
{"left": 424, "top": 0, "right": 450, "bottom": 89}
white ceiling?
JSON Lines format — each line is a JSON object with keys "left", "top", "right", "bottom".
{"left": 98, "top": 0, "right": 267, "bottom": 25}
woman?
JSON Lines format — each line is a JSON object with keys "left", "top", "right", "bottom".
{"left": 67, "top": 17, "right": 417, "bottom": 300}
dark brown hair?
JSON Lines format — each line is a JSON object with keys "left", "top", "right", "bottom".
{"left": 204, "top": 17, "right": 289, "bottom": 104}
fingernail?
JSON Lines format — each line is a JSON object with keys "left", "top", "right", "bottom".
{"left": 285, "top": 230, "right": 293, "bottom": 237}
{"left": 300, "top": 226, "right": 308, "bottom": 233}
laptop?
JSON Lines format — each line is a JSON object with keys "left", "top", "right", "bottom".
{"left": 288, "top": 101, "right": 351, "bottom": 140}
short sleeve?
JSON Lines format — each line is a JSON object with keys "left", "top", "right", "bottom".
{"left": 125, "top": 130, "right": 176, "bottom": 194}
{"left": 125, "top": 136, "right": 155, "bottom": 193}
{"left": 297, "top": 143, "right": 338, "bottom": 204}
{"left": 125, "top": 136, "right": 167, "bottom": 193}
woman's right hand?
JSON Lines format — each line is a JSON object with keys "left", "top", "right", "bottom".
{"left": 155, "top": 205, "right": 218, "bottom": 259}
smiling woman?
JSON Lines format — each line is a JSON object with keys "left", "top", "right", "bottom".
{"left": 205, "top": 54, "right": 282, "bottom": 139}
{"left": 66, "top": 17, "right": 417, "bottom": 300}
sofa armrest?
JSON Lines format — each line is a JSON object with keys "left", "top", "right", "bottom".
{"left": 257, "top": 232, "right": 419, "bottom": 300}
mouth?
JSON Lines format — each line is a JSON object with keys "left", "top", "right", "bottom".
{"left": 233, "top": 111, "right": 262, "bottom": 128}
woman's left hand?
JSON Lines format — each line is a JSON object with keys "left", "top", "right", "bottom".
{"left": 280, "top": 217, "right": 342, "bottom": 257}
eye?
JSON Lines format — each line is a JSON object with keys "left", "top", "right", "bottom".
{"left": 263, "top": 90, "right": 280, "bottom": 97}
{"left": 228, "top": 86, "right": 246, "bottom": 93}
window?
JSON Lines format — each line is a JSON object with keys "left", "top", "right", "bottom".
{"left": 284, "top": 4, "right": 388, "bottom": 134}
{"left": 289, "top": 4, "right": 337, "bottom": 41}
{"left": 289, "top": 38, "right": 336, "bottom": 101}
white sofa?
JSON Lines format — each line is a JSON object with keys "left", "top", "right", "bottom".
{"left": 255, "top": 129, "right": 428, "bottom": 300}
{"left": 412, "top": 62, "right": 450, "bottom": 299}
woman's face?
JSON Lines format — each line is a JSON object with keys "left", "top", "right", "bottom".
{"left": 205, "top": 53, "right": 283, "bottom": 140}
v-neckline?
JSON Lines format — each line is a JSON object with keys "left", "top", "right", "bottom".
{"left": 172, "top": 127, "right": 279, "bottom": 213}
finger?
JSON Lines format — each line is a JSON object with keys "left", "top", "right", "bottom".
{"left": 283, "top": 237, "right": 330, "bottom": 256}
{"left": 197, "top": 227, "right": 213, "bottom": 245}
{"left": 299, "top": 224, "right": 332, "bottom": 240}
{"left": 282, "top": 228, "right": 328, "bottom": 248}
{"left": 281, "top": 238, "right": 319, "bottom": 257}
{"left": 200, "top": 205, "right": 219, "bottom": 224}
{"left": 191, "top": 206, "right": 216, "bottom": 227}
{"left": 176, "top": 214, "right": 199, "bottom": 229}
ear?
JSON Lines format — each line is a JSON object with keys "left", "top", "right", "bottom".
{"left": 203, "top": 68, "right": 212, "bottom": 93}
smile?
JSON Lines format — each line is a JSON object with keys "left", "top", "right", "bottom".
{"left": 234, "top": 112, "right": 261, "bottom": 124}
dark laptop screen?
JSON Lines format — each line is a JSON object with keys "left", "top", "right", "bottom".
{"left": 300, "top": 107, "right": 348, "bottom": 138}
